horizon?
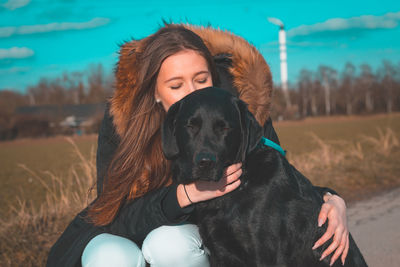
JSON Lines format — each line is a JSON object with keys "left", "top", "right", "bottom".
{"left": 1, "top": 0, "right": 400, "bottom": 93}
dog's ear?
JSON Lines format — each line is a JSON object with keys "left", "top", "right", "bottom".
{"left": 161, "top": 101, "right": 182, "bottom": 159}
{"left": 236, "top": 98, "right": 263, "bottom": 161}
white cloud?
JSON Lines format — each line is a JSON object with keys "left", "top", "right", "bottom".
{"left": 0, "top": 47, "right": 34, "bottom": 59}
{"left": 263, "top": 40, "right": 341, "bottom": 48}
{"left": 288, "top": 41, "right": 333, "bottom": 47}
{"left": 0, "top": 66, "right": 31, "bottom": 74}
{"left": 0, "top": 27, "right": 15, "bottom": 38}
{"left": 2, "top": 0, "right": 30, "bottom": 10}
{"left": 0, "top": 17, "right": 111, "bottom": 38}
{"left": 288, "top": 11, "right": 400, "bottom": 38}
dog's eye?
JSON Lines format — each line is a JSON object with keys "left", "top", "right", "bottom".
{"left": 214, "top": 121, "right": 231, "bottom": 133}
{"left": 186, "top": 118, "right": 201, "bottom": 131}
{"left": 215, "top": 126, "right": 232, "bottom": 134}
{"left": 185, "top": 124, "right": 198, "bottom": 131}
{"left": 220, "top": 127, "right": 231, "bottom": 133}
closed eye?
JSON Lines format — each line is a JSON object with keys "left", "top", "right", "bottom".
{"left": 170, "top": 84, "right": 182, "bottom": 90}
{"left": 196, "top": 78, "right": 208, "bottom": 84}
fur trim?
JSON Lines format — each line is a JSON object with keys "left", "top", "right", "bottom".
{"left": 110, "top": 39, "right": 145, "bottom": 137}
{"left": 111, "top": 24, "right": 273, "bottom": 137}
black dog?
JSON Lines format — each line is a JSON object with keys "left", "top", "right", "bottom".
{"left": 162, "top": 87, "right": 367, "bottom": 267}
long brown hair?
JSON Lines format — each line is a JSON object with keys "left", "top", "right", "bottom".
{"left": 88, "top": 24, "right": 219, "bottom": 226}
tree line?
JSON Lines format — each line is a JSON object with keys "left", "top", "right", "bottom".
{"left": 1, "top": 60, "right": 399, "bottom": 139}
{"left": 1, "top": 63, "right": 113, "bottom": 111}
{"left": 0, "top": 64, "right": 113, "bottom": 139}
{"left": 272, "top": 60, "right": 400, "bottom": 120}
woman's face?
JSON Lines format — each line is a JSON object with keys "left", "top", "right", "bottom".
{"left": 155, "top": 49, "right": 213, "bottom": 111}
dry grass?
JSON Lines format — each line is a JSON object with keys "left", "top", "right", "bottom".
{"left": 289, "top": 127, "right": 400, "bottom": 201}
{"left": 0, "top": 138, "right": 97, "bottom": 267}
{"left": 361, "top": 127, "right": 399, "bottom": 157}
{"left": 0, "top": 126, "right": 399, "bottom": 266}
{"left": 0, "top": 135, "right": 97, "bottom": 216}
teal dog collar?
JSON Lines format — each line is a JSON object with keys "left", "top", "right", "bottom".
{"left": 261, "top": 137, "right": 286, "bottom": 157}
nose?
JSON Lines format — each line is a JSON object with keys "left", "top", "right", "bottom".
{"left": 195, "top": 152, "right": 216, "bottom": 169}
{"left": 188, "top": 82, "right": 196, "bottom": 93}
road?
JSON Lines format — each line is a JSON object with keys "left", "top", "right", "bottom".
{"left": 347, "top": 187, "right": 400, "bottom": 267}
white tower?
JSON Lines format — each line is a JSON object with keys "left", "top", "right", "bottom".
{"left": 268, "top": 17, "right": 291, "bottom": 108}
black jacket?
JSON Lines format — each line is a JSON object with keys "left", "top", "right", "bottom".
{"left": 47, "top": 24, "right": 336, "bottom": 267}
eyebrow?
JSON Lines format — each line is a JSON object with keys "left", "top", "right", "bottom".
{"left": 164, "top": 70, "right": 210, "bottom": 83}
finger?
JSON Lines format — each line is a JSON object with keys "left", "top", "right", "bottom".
{"left": 226, "top": 168, "right": 243, "bottom": 184}
{"left": 214, "top": 171, "right": 234, "bottom": 188}
{"left": 319, "top": 226, "right": 344, "bottom": 261}
{"left": 329, "top": 231, "right": 347, "bottom": 266}
{"left": 313, "top": 218, "right": 337, "bottom": 250}
{"left": 318, "top": 203, "right": 331, "bottom": 227}
{"left": 222, "top": 165, "right": 242, "bottom": 186}
{"left": 341, "top": 234, "right": 350, "bottom": 265}
{"left": 225, "top": 162, "right": 242, "bottom": 176}
{"left": 218, "top": 178, "right": 241, "bottom": 195}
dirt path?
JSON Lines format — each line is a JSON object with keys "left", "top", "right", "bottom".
{"left": 347, "top": 187, "right": 400, "bottom": 267}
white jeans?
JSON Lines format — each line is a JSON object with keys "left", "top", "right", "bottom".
{"left": 81, "top": 224, "right": 210, "bottom": 267}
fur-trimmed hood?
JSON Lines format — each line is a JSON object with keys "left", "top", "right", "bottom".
{"left": 110, "top": 24, "right": 273, "bottom": 138}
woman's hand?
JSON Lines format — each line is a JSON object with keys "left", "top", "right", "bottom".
{"left": 313, "top": 193, "right": 349, "bottom": 266}
{"left": 177, "top": 162, "right": 242, "bottom": 207}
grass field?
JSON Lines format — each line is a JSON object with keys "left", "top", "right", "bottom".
{"left": 0, "top": 113, "right": 399, "bottom": 216}
{"left": 0, "top": 113, "right": 399, "bottom": 266}
{"left": 0, "top": 135, "right": 97, "bottom": 217}
{"left": 275, "top": 113, "right": 400, "bottom": 155}
{"left": 275, "top": 113, "right": 400, "bottom": 200}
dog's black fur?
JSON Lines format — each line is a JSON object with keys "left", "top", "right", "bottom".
{"left": 162, "top": 87, "right": 367, "bottom": 267}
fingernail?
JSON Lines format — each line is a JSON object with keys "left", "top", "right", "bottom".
{"left": 342, "top": 258, "right": 345, "bottom": 266}
{"left": 320, "top": 254, "right": 326, "bottom": 261}
{"left": 312, "top": 243, "right": 318, "bottom": 250}
{"left": 318, "top": 219, "right": 323, "bottom": 227}
{"left": 330, "top": 259, "right": 334, "bottom": 266}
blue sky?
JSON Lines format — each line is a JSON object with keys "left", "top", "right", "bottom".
{"left": 1, "top": 0, "right": 399, "bottom": 92}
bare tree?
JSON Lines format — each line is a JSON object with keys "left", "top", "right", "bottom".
{"left": 0, "top": 90, "right": 28, "bottom": 119}
{"left": 87, "top": 64, "right": 107, "bottom": 103}
{"left": 359, "top": 64, "right": 375, "bottom": 113}
{"left": 310, "top": 77, "right": 322, "bottom": 116}
{"left": 340, "top": 62, "right": 356, "bottom": 115}
{"left": 298, "top": 69, "right": 313, "bottom": 117}
{"left": 396, "top": 61, "right": 400, "bottom": 111}
{"left": 62, "top": 71, "right": 84, "bottom": 104}
{"left": 27, "top": 78, "right": 51, "bottom": 105}
{"left": 378, "top": 60, "right": 397, "bottom": 113}
{"left": 317, "top": 65, "right": 338, "bottom": 116}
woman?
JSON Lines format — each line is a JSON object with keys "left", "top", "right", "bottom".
{"left": 47, "top": 24, "right": 348, "bottom": 267}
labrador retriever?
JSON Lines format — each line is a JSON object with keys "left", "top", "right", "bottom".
{"left": 162, "top": 87, "right": 367, "bottom": 267}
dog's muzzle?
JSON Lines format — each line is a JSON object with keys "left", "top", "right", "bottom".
{"left": 193, "top": 152, "right": 220, "bottom": 181}
{"left": 195, "top": 152, "right": 216, "bottom": 169}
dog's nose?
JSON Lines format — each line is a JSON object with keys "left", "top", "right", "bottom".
{"left": 198, "top": 158, "right": 215, "bottom": 169}
{"left": 195, "top": 153, "right": 216, "bottom": 169}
